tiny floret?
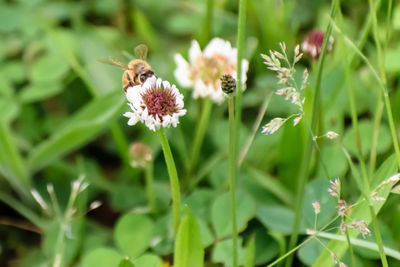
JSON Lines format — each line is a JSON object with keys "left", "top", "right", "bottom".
{"left": 124, "top": 76, "right": 187, "bottom": 131}
{"left": 312, "top": 200, "right": 320, "bottom": 215}
{"left": 325, "top": 131, "right": 339, "bottom": 139}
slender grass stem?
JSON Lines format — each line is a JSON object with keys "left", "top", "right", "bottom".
{"left": 286, "top": 1, "right": 338, "bottom": 266}
{"left": 158, "top": 128, "right": 181, "bottom": 235}
{"left": 187, "top": 98, "right": 213, "bottom": 183}
{"left": 228, "top": 97, "right": 238, "bottom": 267}
{"left": 238, "top": 91, "right": 273, "bottom": 166}
{"left": 234, "top": 0, "right": 247, "bottom": 155}
{"left": 345, "top": 230, "right": 357, "bottom": 267}
{"left": 231, "top": 1, "right": 247, "bottom": 265}
{"left": 145, "top": 163, "right": 157, "bottom": 214}
{"left": 0, "top": 192, "right": 46, "bottom": 229}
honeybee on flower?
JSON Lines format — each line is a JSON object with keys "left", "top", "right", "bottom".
{"left": 174, "top": 38, "right": 249, "bottom": 104}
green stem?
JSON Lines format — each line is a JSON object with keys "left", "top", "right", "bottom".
{"left": 187, "top": 98, "right": 213, "bottom": 183}
{"left": 158, "top": 128, "right": 181, "bottom": 235}
{"left": 0, "top": 192, "right": 46, "bottom": 229}
{"left": 234, "top": 0, "right": 247, "bottom": 157}
{"left": 145, "top": 163, "right": 157, "bottom": 214}
{"left": 285, "top": 1, "right": 338, "bottom": 266}
{"left": 345, "top": 230, "right": 357, "bottom": 267}
{"left": 228, "top": 97, "right": 238, "bottom": 267}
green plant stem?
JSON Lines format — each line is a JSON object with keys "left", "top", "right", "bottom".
{"left": 345, "top": 230, "right": 357, "bottom": 267}
{"left": 158, "top": 128, "right": 181, "bottom": 235}
{"left": 145, "top": 163, "right": 157, "bottom": 214}
{"left": 228, "top": 97, "right": 238, "bottom": 267}
{"left": 285, "top": 1, "right": 338, "bottom": 266}
{"left": 368, "top": 0, "right": 400, "bottom": 168}
{"left": 234, "top": 0, "right": 247, "bottom": 156}
{"left": 52, "top": 179, "right": 81, "bottom": 267}
{"left": 187, "top": 98, "right": 212, "bottom": 183}
{"left": 0, "top": 192, "right": 46, "bottom": 229}
{"left": 238, "top": 91, "right": 273, "bottom": 166}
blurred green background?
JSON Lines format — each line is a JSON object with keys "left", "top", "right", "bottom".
{"left": 1, "top": 0, "right": 400, "bottom": 266}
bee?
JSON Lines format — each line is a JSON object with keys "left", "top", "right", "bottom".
{"left": 100, "top": 44, "right": 155, "bottom": 92}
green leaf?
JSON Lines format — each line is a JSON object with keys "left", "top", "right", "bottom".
{"left": 302, "top": 179, "right": 336, "bottom": 229}
{"left": 114, "top": 213, "right": 154, "bottom": 259}
{"left": 133, "top": 254, "right": 163, "bottom": 267}
{"left": 0, "top": 122, "right": 29, "bottom": 193}
{"left": 174, "top": 206, "right": 204, "bottom": 267}
{"left": 0, "top": 97, "right": 19, "bottom": 123}
{"left": 212, "top": 238, "right": 244, "bottom": 267}
{"left": 343, "top": 120, "right": 391, "bottom": 158}
{"left": 29, "top": 50, "right": 70, "bottom": 82}
{"left": 28, "top": 90, "right": 125, "bottom": 171}
{"left": 243, "top": 235, "right": 255, "bottom": 267}
{"left": 256, "top": 205, "right": 305, "bottom": 235}
{"left": 119, "top": 258, "right": 135, "bottom": 267}
{"left": 19, "top": 82, "right": 63, "bottom": 103}
{"left": 81, "top": 248, "right": 121, "bottom": 267}
{"left": 211, "top": 191, "right": 256, "bottom": 239}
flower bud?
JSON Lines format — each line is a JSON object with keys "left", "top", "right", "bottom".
{"left": 129, "top": 142, "right": 153, "bottom": 168}
{"left": 220, "top": 74, "right": 236, "bottom": 95}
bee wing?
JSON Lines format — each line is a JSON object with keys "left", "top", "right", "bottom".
{"left": 98, "top": 57, "right": 129, "bottom": 69}
{"left": 134, "top": 44, "right": 148, "bottom": 60}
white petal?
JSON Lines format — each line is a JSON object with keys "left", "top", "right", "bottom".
{"left": 127, "top": 116, "right": 139, "bottom": 126}
{"left": 189, "top": 40, "right": 202, "bottom": 64}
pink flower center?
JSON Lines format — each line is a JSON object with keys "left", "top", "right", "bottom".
{"left": 142, "top": 88, "right": 177, "bottom": 118}
{"left": 305, "top": 30, "right": 325, "bottom": 49}
{"left": 192, "top": 54, "right": 235, "bottom": 89}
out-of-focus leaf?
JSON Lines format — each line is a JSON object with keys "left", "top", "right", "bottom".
{"left": 302, "top": 179, "right": 336, "bottom": 229}
{"left": 0, "top": 98, "right": 19, "bottom": 123}
{"left": 256, "top": 205, "right": 305, "bottom": 235}
{"left": 81, "top": 248, "right": 121, "bottom": 267}
{"left": 243, "top": 235, "right": 255, "bottom": 267}
{"left": 0, "top": 5, "right": 23, "bottom": 33}
{"left": 28, "top": 90, "right": 125, "bottom": 171}
{"left": 343, "top": 120, "right": 391, "bottom": 158}
{"left": 0, "top": 122, "right": 29, "bottom": 192}
{"left": 29, "top": 50, "right": 70, "bottom": 82}
{"left": 298, "top": 238, "right": 326, "bottom": 266}
{"left": 185, "top": 189, "right": 217, "bottom": 223}
{"left": 133, "top": 254, "right": 162, "bottom": 267}
{"left": 118, "top": 258, "right": 135, "bottom": 267}
{"left": 131, "top": 9, "right": 161, "bottom": 53}
{"left": 114, "top": 213, "right": 154, "bottom": 259}
{"left": 1, "top": 61, "right": 25, "bottom": 83}
{"left": 212, "top": 238, "right": 244, "bottom": 267}
{"left": 316, "top": 145, "right": 348, "bottom": 178}
{"left": 174, "top": 206, "right": 204, "bottom": 267}
{"left": 211, "top": 191, "right": 256, "bottom": 239}
{"left": 19, "top": 83, "right": 62, "bottom": 103}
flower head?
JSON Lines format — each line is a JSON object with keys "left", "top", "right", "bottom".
{"left": 129, "top": 142, "right": 153, "bottom": 168}
{"left": 174, "top": 38, "right": 249, "bottom": 104}
{"left": 124, "top": 76, "right": 187, "bottom": 131}
{"left": 312, "top": 200, "right": 320, "bottom": 215}
{"left": 301, "top": 30, "right": 334, "bottom": 59}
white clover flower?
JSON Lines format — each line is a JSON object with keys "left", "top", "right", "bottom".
{"left": 124, "top": 76, "right": 187, "bottom": 132}
{"left": 174, "top": 38, "right": 249, "bottom": 104}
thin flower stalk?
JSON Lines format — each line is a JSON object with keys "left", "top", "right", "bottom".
{"left": 158, "top": 128, "right": 181, "bottom": 235}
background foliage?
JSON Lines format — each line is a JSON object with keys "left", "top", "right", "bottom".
{"left": 0, "top": 0, "right": 400, "bottom": 266}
